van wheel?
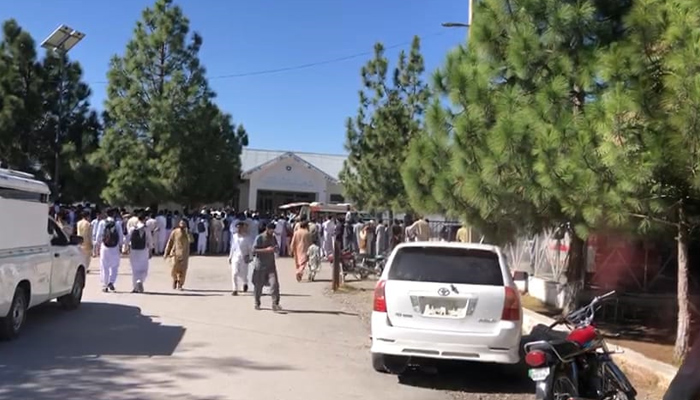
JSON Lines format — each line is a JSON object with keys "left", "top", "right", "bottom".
{"left": 58, "top": 269, "right": 85, "bottom": 310}
{"left": 372, "top": 353, "right": 408, "bottom": 374}
{"left": 0, "top": 287, "right": 28, "bottom": 340}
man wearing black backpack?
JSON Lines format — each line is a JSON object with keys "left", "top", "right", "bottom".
{"left": 127, "top": 211, "right": 152, "bottom": 293}
{"left": 196, "top": 213, "right": 209, "bottom": 255}
{"left": 96, "top": 208, "right": 124, "bottom": 292}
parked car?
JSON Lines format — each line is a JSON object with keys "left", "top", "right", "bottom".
{"left": 0, "top": 168, "right": 87, "bottom": 340}
{"left": 370, "top": 242, "right": 522, "bottom": 373}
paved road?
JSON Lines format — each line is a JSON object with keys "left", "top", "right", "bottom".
{"left": 1, "top": 255, "right": 489, "bottom": 400}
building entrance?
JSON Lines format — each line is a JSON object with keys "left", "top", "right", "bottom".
{"left": 256, "top": 190, "right": 316, "bottom": 214}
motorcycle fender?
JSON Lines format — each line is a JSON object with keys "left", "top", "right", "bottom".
{"left": 534, "top": 367, "right": 556, "bottom": 400}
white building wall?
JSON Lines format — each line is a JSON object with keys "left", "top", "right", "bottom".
{"left": 246, "top": 157, "right": 328, "bottom": 209}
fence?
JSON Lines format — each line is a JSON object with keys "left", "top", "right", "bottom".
{"left": 425, "top": 221, "right": 570, "bottom": 282}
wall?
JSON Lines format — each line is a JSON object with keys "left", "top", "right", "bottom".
{"left": 246, "top": 156, "right": 328, "bottom": 209}
{"left": 325, "top": 181, "right": 345, "bottom": 203}
{"left": 237, "top": 181, "right": 250, "bottom": 210}
{"left": 528, "top": 276, "right": 567, "bottom": 308}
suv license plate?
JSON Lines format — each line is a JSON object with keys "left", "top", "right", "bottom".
{"left": 528, "top": 367, "right": 550, "bottom": 382}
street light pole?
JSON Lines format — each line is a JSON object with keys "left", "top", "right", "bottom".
{"left": 441, "top": 0, "right": 473, "bottom": 42}
{"left": 41, "top": 25, "right": 85, "bottom": 200}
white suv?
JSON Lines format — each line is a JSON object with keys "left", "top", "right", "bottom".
{"left": 370, "top": 242, "right": 522, "bottom": 373}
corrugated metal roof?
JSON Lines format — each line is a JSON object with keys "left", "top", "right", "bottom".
{"left": 241, "top": 149, "right": 347, "bottom": 181}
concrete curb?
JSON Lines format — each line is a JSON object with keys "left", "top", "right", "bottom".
{"left": 522, "top": 308, "right": 678, "bottom": 390}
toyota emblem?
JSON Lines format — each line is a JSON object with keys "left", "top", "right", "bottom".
{"left": 438, "top": 288, "right": 450, "bottom": 296}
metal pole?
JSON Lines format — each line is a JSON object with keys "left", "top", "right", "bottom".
{"left": 54, "top": 49, "right": 65, "bottom": 200}
{"left": 332, "top": 237, "right": 341, "bottom": 291}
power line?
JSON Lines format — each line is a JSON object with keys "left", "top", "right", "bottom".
{"left": 90, "top": 30, "right": 450, "bottom": 85}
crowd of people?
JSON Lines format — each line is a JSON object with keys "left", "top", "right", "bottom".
{"left": 48, "top": 203, "right": 469, "bottom": 310}
{"left": 49, "top": 205, "right": 291, "bottom": 309}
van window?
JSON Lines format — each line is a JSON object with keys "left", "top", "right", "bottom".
{"left": 0, "top": 187, "right": 48, "bottom": 203}
{"left": 388, "top": 246, "right": 504, "bottom": 286}
{"left": 48, "top": 219, "right": 69, "bottom": 246}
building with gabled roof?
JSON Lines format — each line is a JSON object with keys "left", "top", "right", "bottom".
{"left": 237, "top": 148, "right": 348, "bottom": 213}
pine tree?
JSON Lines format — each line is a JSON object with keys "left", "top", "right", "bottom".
{"left": 97, "top": 0, "right": 247, "bottom": 206}
{"left": 403, "top": 0, "right": 632, "bottom": 311}
{"left": 0, "top": 19, "right": 44, "bottom": 172}
{"left": 0, "top": 19, "right": 103, "bottom": 202}
{"left": 340, "top": 36, "right": 430, "bottom": 212}
{"left": 595, "top": 0, "right": 700, "bottom": 362}
{"left": 39, "top": 52, "right": 104, "bottom": 202}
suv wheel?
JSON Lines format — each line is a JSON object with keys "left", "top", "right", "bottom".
{"left": 0, "top": 287, "right": 28, "bottom": 340}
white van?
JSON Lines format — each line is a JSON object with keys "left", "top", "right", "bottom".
{"left": 0, "top": 168, "right": 87, "bottom": 340}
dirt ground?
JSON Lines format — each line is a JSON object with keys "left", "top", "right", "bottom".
{"left": 326, "top": 278, "right": 666, "bottom": 400}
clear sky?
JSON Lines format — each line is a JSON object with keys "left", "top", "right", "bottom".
{"left": 1, "top": 0, "right": 468, "bottom": 154}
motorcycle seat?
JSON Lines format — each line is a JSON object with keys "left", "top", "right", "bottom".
{"left": 550, "top": 340, "right": 582, "bottom": 360}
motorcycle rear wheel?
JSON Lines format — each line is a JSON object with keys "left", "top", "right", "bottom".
{"left": 550, "top": 373, "right": 578, "bottom": 400}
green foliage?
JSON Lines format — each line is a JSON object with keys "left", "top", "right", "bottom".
{"left": 340, "top": 36, "right": 430, "bottom": 212}
{"left": 594, "top": 0, "right": 700, "bottom": 361}
{"left": 97, "top": 0, "right": 247, "bottom": 207}
{"left": 403, "top": 0, "right": 633, "bottom": 245}
{"left": 0, "top": 19, "right": 104, "bottom": 202}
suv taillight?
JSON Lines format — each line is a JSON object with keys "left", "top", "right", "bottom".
{"left": 373, "top": 280, "right": 387, "bottom": 312}
{"left": 501, "top": 286, "right": 520, "bottom": 321}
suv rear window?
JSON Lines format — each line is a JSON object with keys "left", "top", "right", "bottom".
{"left": 388, "top": 246, "right": 504, "bottom": 286}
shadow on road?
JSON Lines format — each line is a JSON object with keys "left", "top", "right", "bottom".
{"left": 397, "top": 361, "right": 532, "bottom": 394}
{"left": 396, "top": 339, "right": 534, "bottom": 395}
{"left": 184, "top": 289, "right": 309, "bottom": 297}
{"left": 0, "top": 302, "right": 294, "bottom": 400}
{"left": 146, "top": 291, "right": 222, "bottom": 297}
{"left": 185, "top": 289, "right": 232, "bottom": 294}
{"left": 275, "top": 308, "right": 358, "bottom": 316}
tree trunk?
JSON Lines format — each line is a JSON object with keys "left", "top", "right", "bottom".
{"left": 563, "top": 233, "right": 586, "bottom": 314}
{"left": 674, "top": 203, "right": 692, "bottom": 364}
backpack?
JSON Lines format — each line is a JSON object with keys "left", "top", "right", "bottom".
{"left": 197, "top": 221, "right": 206, "bottom": 233}
{"left": 130, "top": 227, "right": 147, "bottom": 250}
{"left": 165, "top": 216, "right": 173, "bottom": 230}
{"left": 103, "top": 221, "right": 119, "bottom": 248}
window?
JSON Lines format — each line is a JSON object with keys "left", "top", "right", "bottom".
{"left": 0, "top": 187, "right": 48, "bottom": 203}
{"left": 330, "top": 194, "right": 345, "bottom": 203}
{"left": 388, "top": 246, "right": 504, "bottom": 286}
{"left": 48, "top": 218, "right": 69, "bottom": 246}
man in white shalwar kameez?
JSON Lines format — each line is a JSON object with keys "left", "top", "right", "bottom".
{"left": 196, "top": 215, "right": 209, "bottom": 255}
{"left": 229, "top": 220, "right": 253, "bottom": 296}
{"left": 91, "top": 212, "right": 102, "bottom": 257}
{"left": 95, "top": 209, "right": 124, "bottom": 292}
{"left": 127, "top": 213, "right": 153, "bottom": 293}
{"left": 146, "top": 212, "right": 157, "bottom": 256}
{"left": 156, "top": 211, "right": 167, "bottom": 255}
{"left": 322, "top": 215, "right": 335, "bottom": 258}
{"left": 274, "top": 216, "right": 287, "bottom": 257}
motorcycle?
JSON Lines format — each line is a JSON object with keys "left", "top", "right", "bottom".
{"left": 523, "top": 290, "right": 637, "bottom": 400}
{"left": 327, "top": 249, "right": 381, "bottom": 280}
{"left": 358, "top": 254, "right": 386, "bottom": 275}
